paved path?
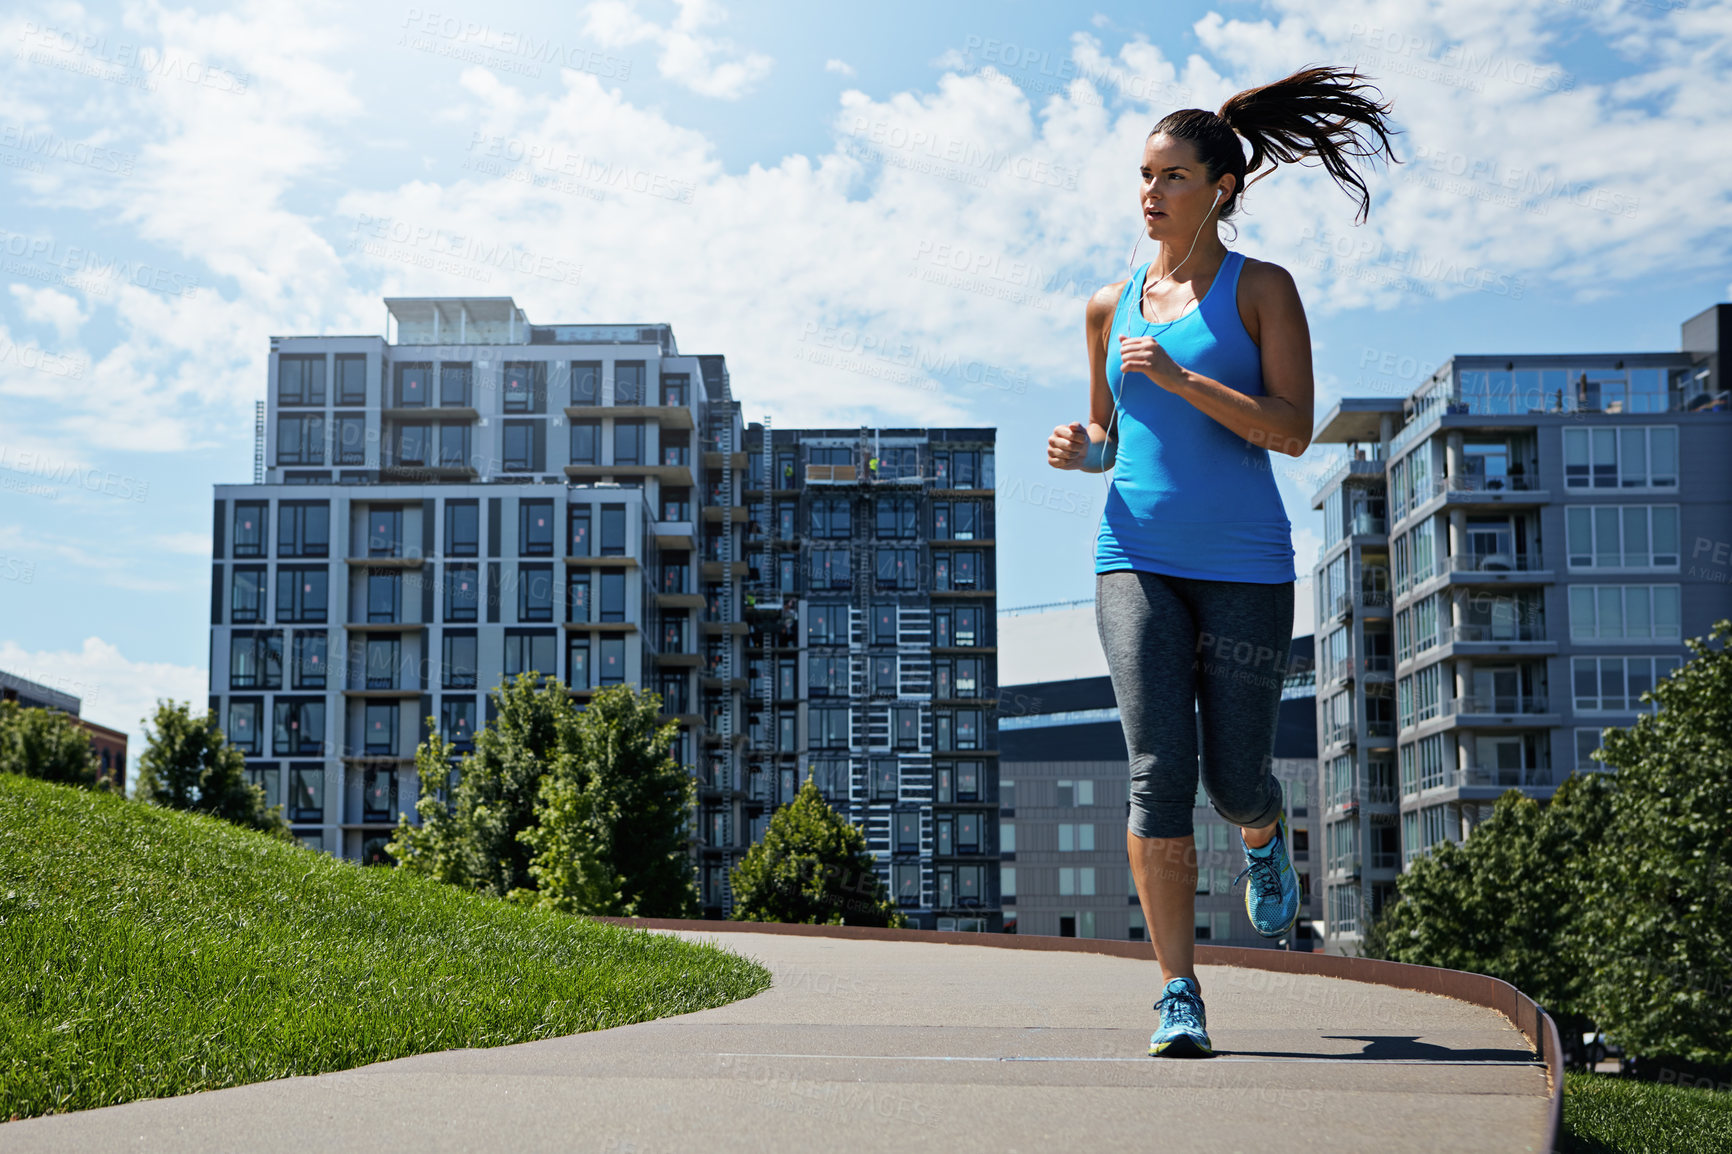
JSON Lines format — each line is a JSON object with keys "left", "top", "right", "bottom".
{"left": 0, "top": 929, "right": 1553, "bottom": 1154}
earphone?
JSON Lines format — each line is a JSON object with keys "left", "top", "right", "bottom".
{"left": 1089, "top": 184, "right": 1228, "bottom": 554}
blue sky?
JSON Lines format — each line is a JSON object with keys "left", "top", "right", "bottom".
{"left": 1, "top": 0, "right": 1727, "bottom": 776}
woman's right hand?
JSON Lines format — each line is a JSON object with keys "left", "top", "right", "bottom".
{"left": 1047, "top": 421, "right": 1089, "bottom": 470}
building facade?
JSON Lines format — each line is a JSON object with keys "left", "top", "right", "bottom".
{"left": 207, "top": 296, "right": 998, "bottom": 929}
{"left": 732, "top": 425, "right": 1001, "bottom": 929}
{"left": 999, "top": 632, "right": 1320, "bottom": 947}
{"left": 1309, "top": 302, "right": 1732, "bottom": 954}
{"left": 0, "top": 667, "right": 129, "bottom": 789}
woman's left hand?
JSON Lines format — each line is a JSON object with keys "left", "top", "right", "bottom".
{"left": 1118, "top": 334, "right": 1184, "bottom": 391}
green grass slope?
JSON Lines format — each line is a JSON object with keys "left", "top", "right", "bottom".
{"left": 1563, "top": 1072, "right": 1732, "bottom": 1154}
{"left": 0, "top": 774, "right": 771, "bottom": 1121}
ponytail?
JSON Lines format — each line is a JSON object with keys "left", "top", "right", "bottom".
{"left": 1152, "top": 65, "right": 1399, "bottom": 225}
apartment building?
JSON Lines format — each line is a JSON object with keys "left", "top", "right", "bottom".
{"left": 731, "top": 425, "right": 1001, "bottom": 929}
{"left": 0, "top": 667, "right": 130, "bottom": 789}
{"left": 999, "top": 632, "right": 1320, "bottom": 947}
{"left": 1309, "top": 302, "right": 1732, "bottom": 954}
{"left": 207, "top": 295, "right": 998, "bottom": 928}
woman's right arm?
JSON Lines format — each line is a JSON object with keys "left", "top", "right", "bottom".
{"left": 1047, "top": 282, "right": 1124, "bottom": 472}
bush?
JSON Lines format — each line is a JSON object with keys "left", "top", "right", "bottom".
{"left": 730, "top": 771, "right": 906, "bottom": 927}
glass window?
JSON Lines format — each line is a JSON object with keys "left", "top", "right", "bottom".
{"left": 366, "top": 569, "right": 400, "bottom": 623}
{"left": 272, "top": 698, "right": 324, "bottom": 755}
{"left": 440, "top": 362, "right": 471, "bottom": 407}
{"left": 566, "top": 638, "right": 589, "bottom": 690}
{"left": 503, "top": 361, "right": 544, "bottom": 413}
{"left": 599, "top": 505, "right": 626, "bottom": 555}
{"left": 872, "top": 758, "right": 898, "bottom": 799}
{"left": 276, "top": 414, "right": 325, "bottom": 466}
{"left": 289, "top": 763, "right": 324, "bottom": 822}
{"left": 599, "top": 571, "right": 626, "bottom": 622}
{"left": 442, "top": 631, "right": 477, "bottom": 689}
{"left": 518, "top": 563, "right": 554, "bottom": 622}
{"left": 503, "top": 421, "right": 535, "bottom": 471}
{"left": 334, "top": 413, "right": 366, "bottom": 465}
{"left": 233, "top": 502, "right": 267, "bottom": 558}
{"left": 278, "top": 355, "right": 326, "bottom": 406}
{"left": 364, "top": 637, "right": 400, "bottom": 689}
{"left": 446, "top": 501, "right": 479, "bottom": 557}
{"left": 872, "top": 604, "right": 897, "bottom": 644}
{"left": 230, "top": 565, "right": 266, "bottom": 622}
{"left": 896, "top": 810, "right": 920, "bottom": 852}
{"left": 368, "top": 508, "right": 403, "bottom": 557}
{"left": 502, "top": 631, "right": 557, "bottom": 682}
{"left": 570, "top": 420, "right": 600, "bottom": 465}
{"left": 394, "top": 362, "right": 430, "bottom": 407}
{"left": 570, "top": 361, "right": 600, "bottom": 406}
{"left": 277, "top": 501, "right": 329, "bottom": 558}
{"left": 519, "top": 499, "right": 554, "bottom": 556}
{"left": 226, "top": 698, "right": 262, "bottom": 754}
{"left": 291, "top": 630, "right": 327, "bottom": 689}
{"left": 336, "top": 354, "right": 367, "bottom": 405}
{"left": 598, "top": 636, "right": 625, "bottom": 684}
{"left": 613, "top": 419, "right": 645, "bottom": 466}
{"left": 614, "top": 362, "right": 646, "bottom": 405}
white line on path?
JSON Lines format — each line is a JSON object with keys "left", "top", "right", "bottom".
{"left": 713, "top": 1053, "right": 1542, "bottom": 1066}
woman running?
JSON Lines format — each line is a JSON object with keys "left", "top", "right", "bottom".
{"left": 1046, "top": 65, "right": 1397, "bottom": 1058}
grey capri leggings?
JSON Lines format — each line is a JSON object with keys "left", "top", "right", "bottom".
{"left": 1096, "top": 568, "right": 1295, "bottom": 840}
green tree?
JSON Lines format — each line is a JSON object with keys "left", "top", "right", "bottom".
{"left": 1360, "top": 769, "right": 1613, "bottom": 1028}
{"left": 1581, "top": 617, "right": 1732, "bottom": 1066}
{"left": 0, "top": 701, "right": 102, "bottom": 789}
{"left": 511, "top": 685, "right": 698, "bottom": 918}
{"left": 387, "top": 671, "right": 576, "bottom": 898}
{"left": 730, "top": 771, "right": 907, "bottom": 927}
{"left": 133, "top": 699, "right": 289, "bottom": 837}
{"left": 389, "top": 676, "right": 698, "bottom": 916}
{"left": 1361, "top": 619, "right": 1732, "bottom": 1069}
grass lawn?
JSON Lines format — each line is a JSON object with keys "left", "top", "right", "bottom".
{"left": 1564, "top": 1071, "right": 1732, "bottom": 1153}
{"left": 0, "top": 774, "right": 771, "bottom": 1122}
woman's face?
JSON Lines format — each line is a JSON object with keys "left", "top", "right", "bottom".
{"left": 1139, "top": 133, "right": 1230, "bottom": 240}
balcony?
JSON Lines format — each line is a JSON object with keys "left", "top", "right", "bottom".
{"left": 1310, "top": 455, "right": 1386, "bottom": 505}
{"left": 1440, "top": 693, "right": 1560, "bottom": 728}
{"left": 1446, "top": 622, "right": 1546, "bottom": 644}
{"left": 805, "top": 463, "right": 858, "bottom": 484}
{"left": 1349, "top": 512, "right": 1386, "bottom": 537}
{"left": 1436, "top": 551, "right": 1553, "bottom": 588}
{"left": 1413, "top": 764, "right": 1556, "bottom": 801}
{"left": 1443, "top": 474, "right": 1548, "bottom": 508}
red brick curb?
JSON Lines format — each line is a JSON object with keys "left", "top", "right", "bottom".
{"left": 593, "top": 915, "right": 1563, "bottom": 1153}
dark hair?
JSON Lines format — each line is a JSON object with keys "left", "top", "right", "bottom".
{"left": 1150, "top": 65, "right": 1399, "bottom": 225}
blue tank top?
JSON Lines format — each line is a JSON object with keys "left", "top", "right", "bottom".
{"left": 1094, "top": 250, "right": 1297, "bottom": 583}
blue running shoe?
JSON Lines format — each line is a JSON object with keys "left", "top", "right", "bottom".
{"left": 1149, "top": 976, "right": 1212, "bottom": 1057}
{"left": 1234, "top": 812, "right": 1301, "bottom": 938}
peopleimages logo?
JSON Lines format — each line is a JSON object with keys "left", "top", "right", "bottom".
{"left": 1299, "top": 226, "right": 1527, "bottom": 299}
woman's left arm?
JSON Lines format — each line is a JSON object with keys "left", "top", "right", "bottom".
{"left": 1117, "top": 260, "right": 1315, "bottom": 458}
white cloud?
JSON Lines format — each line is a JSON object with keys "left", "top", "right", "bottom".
{"left": 824, "top": 58, "right": 855, "bottom": 78}
{"left": 8, "top": 285, "right": 87, "bottom": 342}
{"left": 6, "top": 0, "right": 1725, "bottom": 452}
{"left": 149, "top": 530, "right": 213, "bottom": 556}
{"left": 581, "top": 0, "right": 772, "bottom": 99}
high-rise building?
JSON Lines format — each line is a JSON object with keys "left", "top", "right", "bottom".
{"left": 998, "top": 632, "right": 1320, "bottom": 947}
{"left": 733, "top": 425, "right": 1000, "bottom": 929}
{"left": 1308, "top": 302, "right": 1732, "bottom": 954}
{"left": 208, "top": 296, "right": 998, "bottom": 928}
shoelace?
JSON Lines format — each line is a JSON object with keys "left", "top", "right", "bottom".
{"left": 1156, "top": 986, "right": 1204, "bottom": 1032}
{"left": 1234, "top": 846, "right": 1283, "bottom": 899}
